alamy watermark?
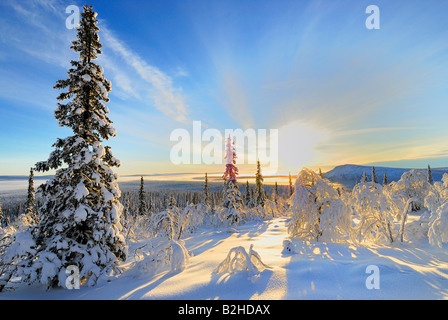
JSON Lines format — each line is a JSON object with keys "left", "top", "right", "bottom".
{"left": 65, "top": 265, "right": 80, "bottom": 289}
{"left": 65, "top": 5, "right": 80, "bottom": 30}
{"left": 365, "top": 5, "right": 380, "bottom": 30}
{"left": 365, "top": 265, "right": 380, "bottom": 290}
{"left": 170, "top": 121, "right": 279, "bottom": 172}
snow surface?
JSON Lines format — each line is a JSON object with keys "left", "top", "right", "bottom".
{"left": 2, "top": 217, "right": 448, "bottom": 300}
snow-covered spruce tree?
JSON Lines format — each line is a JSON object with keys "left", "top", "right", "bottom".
{"left": 25, "top": 168, "right": 38, "bottom": 224}
{"left": 273, "top": 182, "right": 279, "bottom": 204}
{"left": 221, "top": 136, "right": 243, "bottom": 224}
{"left": 371, "top": 166, "right": 378, "bottom": 184}
{"left": 29, "top": 5, "right": 126, "bottom": 288}
{"left": 244, "top": 180, "right": 251, "bottom": 207}
{"left": 360, "top": 170, "right": 368, "bottom": 183}
{"left": 203, "top": 173, "right": 210, "bottom": 207}
{"left": 382, "top": 172, "right": 388, "bottom": 186}
{"left": 427, "top": 164, "right": 434, "bottom": 185}
{"left": 288, "top": 172, "right": 294, "bottom": 197}
{"left": 0, "top": 202, "right": 3, "bottom": 228}
{"left": 254, "top": 160, "right": 265, "bottom": 208}
{"left": 138, "top": 176, "right": 147, "bottom": 215}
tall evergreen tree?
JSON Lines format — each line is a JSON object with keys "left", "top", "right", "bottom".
{"left": 244, "top": 180, "right": 251, "bottom": 206}
{"left": 318, "top": 168, "right": 323, "bottom": 178}
{"left": 203, "top": 173, "right": 210, "bottom": 206}
{"left": 250, "top": 186, "right": 255, "bottom": 206}
{"left": 255, "top": 160, "right": 265, "bottom": 207}
{"left": 360, "top": 170, "right": 368, "bottom": 183}
{"left": 25, "top": 168, "right": 38, "bottom": 224}
{"left": 31, "top": 5, "right": 126, "bottom": 288}
{"left": 371, "top": 166, "right": 378, "bottom": 184}
{"left": 427, "top": 164, "right": 434, "bottom": 185}
{"left": 138, "top": 176, "right": 147, "bottom": 215}
{"left": 147, "top": 191, "right": 154, "bottom": 216}
{"left": 273, "top": 181, "right": 279, "bottom": 204}
{"left": 288, "top": 172, "right": 294, "bottom": 197}
{"left": 382, "top": 172, "right": 388, "bottom": 186}
{"left": 0, "top": 202, "right": 3, "bottom": 228}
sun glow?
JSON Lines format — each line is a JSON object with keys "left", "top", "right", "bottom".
{"left": 277, "top": 120, "right": 328, "bottom": 171}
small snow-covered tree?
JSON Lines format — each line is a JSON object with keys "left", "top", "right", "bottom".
{"left": 0, "top": 230, "right": 36, "bottom": 292}
{"left": 387, "top": 169, "right": 433, "bottom": 213}
{"left": 214, "top": 244, "right": 270, "bottom": 281}
{"left": 25, "top": 5, "right": 126, "bottom": 288}
{"left": 288, "top": 168, "right": 351, "bottom": 242}
{"left": 428, "top": 201, "right": 448, "bottom": 248}
{"left": 137, "top": 196, "right": 201, "bottom": 275}
{"left": 148, "top": 196, "right": 182, "bottom": 240}
{"left": 423, "top": 173, "right": 448, "bottom": 247}
{"left": 351, "top": 182, "right": 394, "bottom": 244}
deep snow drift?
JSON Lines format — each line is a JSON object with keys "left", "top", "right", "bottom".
{"left": 2, "top": 217, "right": 448, "bottom": 300}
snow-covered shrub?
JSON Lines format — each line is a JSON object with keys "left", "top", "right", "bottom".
{"left": 404, "top": 210, "right": 431, "bottom": 241}
{"left": 351, "top": 182, "right": 395, "bottom": 244}
{"left": 147, "top": 199, "right": 205, "bottom": 241}
{"left": 0, "top": 228, "right": 36, "bottom": 292}
{"left": 428, "top": 201, "right": 448, "bottom": 248}
{"left": 423, "top": 173, "right": 448, "bottom": 214}
{"left": 132, "top": 238, "right": 190, "bottom": 276}
{"left": 242, "top": 201, "right": 277, "bottom": 223}
{"left": 130, "top": 200, "right": 208, "bottom": 276}
{"left": 387, "top": 169, "right": 433, "bottom": 213}
{"left": 258, "top": 199, "right": 280, "bottom": 219}
{"left": 214, "top": 206, "right": 244, "bottom": 227}
{"left": 287, "top": 168, "right": 351, "bottom": 242}
{"left": 214, "top": 244, "right": 270, "bottom": 281}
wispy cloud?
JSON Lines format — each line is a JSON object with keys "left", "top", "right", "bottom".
{"left": 0, "top": 0, "right": 75, "bottom": 68}
{"left": 100, "top": 27, "right": 190, "bottom": 124}
{"left": 0, "top": 0, "right": 190, "bottom": 124}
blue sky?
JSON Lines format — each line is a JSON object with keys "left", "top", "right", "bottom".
{"left": 0, "top": 0, "right": 447, "bottom": 176}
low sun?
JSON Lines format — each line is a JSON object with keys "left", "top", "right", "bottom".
{"left": 277, "top": 120, "right": 327, "bottom": 171}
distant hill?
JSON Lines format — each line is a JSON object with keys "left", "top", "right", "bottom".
{"left": 323, "top": 164, "right": 448, "bottom": 189}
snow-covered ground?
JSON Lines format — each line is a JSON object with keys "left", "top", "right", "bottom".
{"left": 2, "top": 216, "right": 448, "bottom": 300}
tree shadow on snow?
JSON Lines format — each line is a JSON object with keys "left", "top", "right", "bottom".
{"left": 170, "top": 268, "right": 275, "bottom": 300}
{"left": 233, "top": 220, "right": 270, "bottom": 239}
{"left": 185, "top": 228, "right": 235, "bottom": 257}
{"left": 281, "top": 240, "right": 368, "bottom": 299}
